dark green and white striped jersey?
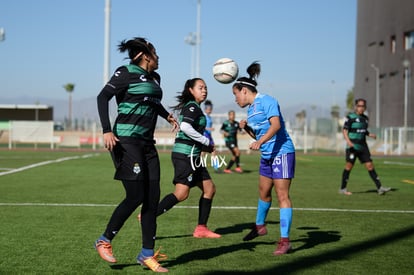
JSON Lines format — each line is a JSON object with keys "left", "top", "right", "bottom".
{"left": 343, "top": 112, "right": 370, "bottom": 150}
{"left": 220, "top": 120, "right": 240, "bottom": 144}
{"left": 172, "top": 101, "right": 206, "bottom": 156}
{"left": 110, "top": 64, "right": 165, "bottom": 143}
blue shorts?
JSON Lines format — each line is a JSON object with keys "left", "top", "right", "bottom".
{"left": 204, "top": 132, "right": 215, "bottom": 146}
{"left": 259, "top": 152, "right": 295, "bottom": 179}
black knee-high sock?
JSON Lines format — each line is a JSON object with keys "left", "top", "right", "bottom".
{"left": 198, "top": 197, "right": 212, "bottom": 225}
{"left": 157, "top": 193, "right": 179, "bottom": 216}
{"left": 226, "top": 160, "right": 235, "bottom": 170}
{"left": 341, "top": 169, "right": 350, "bottom": 189}
{"left": 235, "top": 156, "right": 240, "bottom": 167}
{"left": 368, "top": 169, "right": 381, "bottom": 189}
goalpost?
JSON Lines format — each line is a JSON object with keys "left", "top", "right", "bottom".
{"left": 9, "top": 121, "right": 55, "bottom": 149}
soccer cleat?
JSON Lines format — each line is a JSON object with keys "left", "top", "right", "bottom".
{"left": 377, "top": 186, "right": 391, "bottom": 195}
{"left": 137, "top": 248, "right": 168, "bottom": 273}
{"left": 273, "top": 238, "right": 292, "bottom": 255}
{"left": 339, "top": 188, "right": 352, "bottom": 195}
{"left": 193, "top": 225, "right": 221, "bottom": 238}
{"left": 223, "top": 169, "right": 233, "bottom": 174}
{"left": 235, "top": 167, "right": 243, "bottom": 173}
{"left": 95, "top": 239, "right": 117, "bottom": 263}
{"left": 243, "top": 224, "right": 267, "bottom": 241}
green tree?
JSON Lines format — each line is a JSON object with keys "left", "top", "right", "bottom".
{"left": 346, "top": 87, "right": 354, "bottom": 113}
{"left": 63, "top": 83, "right": 75, "bottom": 130}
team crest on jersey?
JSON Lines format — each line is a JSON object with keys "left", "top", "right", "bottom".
{"left": 133, "top": 163, "right": 141, "bottom": 174}
{"left": 187, "top": 173, "right": 193, "bottom": 182}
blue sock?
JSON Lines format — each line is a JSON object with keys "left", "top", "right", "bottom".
{"left": 280, "top": 208, "right": 293, "bottom": 238}
{"left": 256, "top": 199, "right": 271, "bottom": 225}
{"left": 98, "top": 235, "right": 110, "bottom": 243}
{"left": 139, "top": 248, "right": 154, "bottom": 258}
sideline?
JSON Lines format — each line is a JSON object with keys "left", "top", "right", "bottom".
{"left": 0, "top": 203, "right": 413, "bottom": 214}
{"left": 0, "top": 153, "right": 99, "bottom": 176}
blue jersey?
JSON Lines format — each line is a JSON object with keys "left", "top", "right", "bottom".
{"left": 247, "top": 93, "right": 295, "bottom": 159}
{"left": 204, "top": 113, "right": 213, "bottom": 136}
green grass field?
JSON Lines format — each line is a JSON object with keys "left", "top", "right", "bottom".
{"left": 0, "top": 149, "right": 413, "bottom": 274}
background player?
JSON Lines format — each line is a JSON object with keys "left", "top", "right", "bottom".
{"left": 339, "top": 98, "right": 391, "bottom": 195}
{"left": 220, "top": 110, "right": 243, "bottom": 173}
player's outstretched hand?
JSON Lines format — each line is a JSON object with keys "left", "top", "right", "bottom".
{"left": 167, "top": 113, "right": 179, "bottom": 132}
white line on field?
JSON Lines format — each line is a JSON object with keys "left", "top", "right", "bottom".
{"left": 383, "top": 161, "right": 414, "bottom": 167}
{"left": 0, "top": 153, "right": 99, "bottom": 176}
{"left": 0, "top": 202, "right": 413, "bottom": 214}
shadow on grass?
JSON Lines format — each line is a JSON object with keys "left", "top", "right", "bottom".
{"left": 201, "top": 225, "right": 414, "bottom": 274}
{"left": 215, "top": 221, "right": 279, "bottom": 236}
{"left": 163, "top": 240, "right": 275, "bottom": 268}
{"left": 156, "top": 233, "right": 193, "bottom": 240}
{"left": 351, "top": 188, "right": 396, "bottom": 194}
{"left": 110, "top": 263, "right": 139, "bottom": 270}
{"left": 292, "top": 226, "right": 341, "bottom": 252}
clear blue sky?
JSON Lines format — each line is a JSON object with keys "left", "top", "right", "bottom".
{"left": 0, "top": 0, "right": 356, "bottom": 110}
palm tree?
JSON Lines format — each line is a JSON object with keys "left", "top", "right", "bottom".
{"left": 63, "top": 83, "right": 75, "bottom": 130}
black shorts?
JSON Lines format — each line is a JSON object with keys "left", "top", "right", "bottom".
{"left": 111, "top": 142, "right": 160, "bottom": 181}
{"left": 171, "top": 152, "right": 211, "bottom": 187}
{"left": 345, "top": 146, "right": 372, "bottom": 164}
{"left": 225, "top": 141, "right": 238, "bottom": 150}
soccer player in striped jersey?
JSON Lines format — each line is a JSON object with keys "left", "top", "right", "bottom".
{"left": 156, "top": 78, "right": 221, "bottom": 238}
{"left": 95, "top": 37, "right": 178, "bottom": 272}
{"left": 232, "top": 62, "right": 295, "bottom": 255}
{"left": 339, "top": 98, "right": 391, "bottom": 195}
{"left": 220, "top": 110, "right": 243, "bottom": 173}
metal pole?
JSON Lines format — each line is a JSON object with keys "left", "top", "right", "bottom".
{"left": 184, "top": 33, "right": 196, "bottom": 78}
{"left": 103, "top": 0, "right": 111, "bottom": 84}
{"left": 404, "top": 67, "right": 408, "bottom": 130}
{"left": 195, "top": 0, "right": 201, "bottom": 77}
{"left": 403, "top": 60, "right": 410, "bottom": 129}
{"left": 402, "top": 60, "right": 410, "bottom": 152}
{"left": 0, "top": 27, "right": 5, "bottom": 41}
{"left": 371, "top": 64, "right": 380, "bottom": 128}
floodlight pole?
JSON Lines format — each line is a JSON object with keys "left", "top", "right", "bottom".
{"left": 371, "top": 64, "right": 380, "bottom": 128}
{"left": 403, "top": 60, "right": 410, "bottom": 129}
{"left": 185, "top": 33, "right": 197, "bottom": 78}
{"left": 103, "top": 0, "right": 111, "bottom": 84}
{"left": 403, "top": 59, "right": 410, "bottom": 151}
{"left": 195, "top": 0, "right": 201, "bottom": 78}
{"left": 0, "top": 27, "right": 5, "bottom": 42}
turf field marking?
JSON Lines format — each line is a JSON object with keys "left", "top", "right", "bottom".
{"left": 383, "top": 161, "right": 414, "bottom": 167}
{"left": 0, "top": 153, "right": 99, "bottom": 176}
{"left": 0, "top": 203, "right": 413, "bottom": 214}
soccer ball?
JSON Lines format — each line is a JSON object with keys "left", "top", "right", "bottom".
{"left": 212, "top": 58, "right": 239, "bottom": 84}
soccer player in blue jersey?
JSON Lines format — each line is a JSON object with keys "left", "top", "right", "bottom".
{"left": 339, "top": 98, "right": 391, "bottom": 195}
{"left": 156, "top": 78, "right": 221, "bottom": 238}
{"left": 232, "top": 62, "right": 295, "bottom": 255}
{"left": 95, "top": 37, "right": 178, "bottom": 272}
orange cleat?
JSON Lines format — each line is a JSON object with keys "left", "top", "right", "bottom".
{"left": 137, "top": 248, "right": 168, "bottom": 273}
{"left": 95, "top": 239, "right": 117, "bottom": 263}
{"left": 193, "top": 225, "right": 221, "bottom": 238}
